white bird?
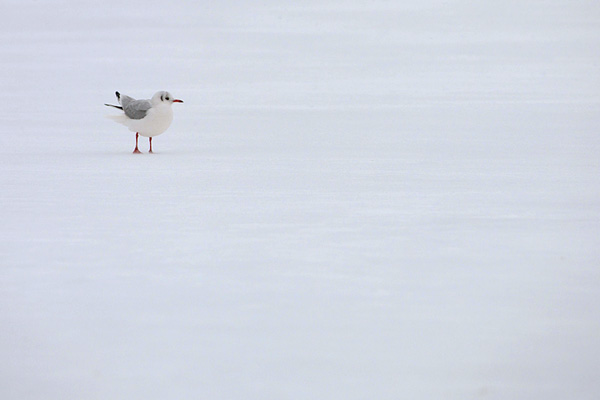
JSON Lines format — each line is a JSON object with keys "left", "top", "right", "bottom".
{"left": 105, "top": 91, "right": 183, "bottom": 153}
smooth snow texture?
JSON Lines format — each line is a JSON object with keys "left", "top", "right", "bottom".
{"left": 1, "top": 1, "right": 599, "bottom": 399}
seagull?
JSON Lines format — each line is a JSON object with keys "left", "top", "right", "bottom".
{"left": 105, "top": 91, "right": 183, "bottom": 153}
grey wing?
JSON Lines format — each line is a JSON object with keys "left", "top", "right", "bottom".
{"left": 123, "top": 99, "right": 152, "bottom": 120}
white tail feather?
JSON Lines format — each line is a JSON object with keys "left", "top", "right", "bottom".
{"left": 105, "top": 114, "right": 130, "bottom": 126}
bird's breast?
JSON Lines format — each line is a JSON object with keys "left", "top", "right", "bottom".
{"left": 138, "top": 105, "right": 174, "bottom": 137}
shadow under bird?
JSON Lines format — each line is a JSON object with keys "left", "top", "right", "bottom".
{"left": 105, "top": 91, "right": 183, "bottom": 153}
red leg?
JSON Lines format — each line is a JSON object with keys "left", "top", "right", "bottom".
{"left": 133, "top": 132, "right": 142, "bottom": 153}
{"left": 149, "top": 137, "right": 153, "bottom": 153}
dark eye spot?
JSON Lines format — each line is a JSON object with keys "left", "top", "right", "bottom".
{"left": 166, "top": 97, "right": 170, "bottom": 101}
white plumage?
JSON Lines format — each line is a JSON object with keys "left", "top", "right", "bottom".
{"left": 105, "top": 91, "right": 183, "bottom": 153}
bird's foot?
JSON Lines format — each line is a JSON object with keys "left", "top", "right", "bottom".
{"left": 133, "top": 148, "right": 142, "bottom": 154}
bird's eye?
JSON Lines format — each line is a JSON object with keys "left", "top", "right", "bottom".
{"left": 166, "top": 97, "right": 170, "bottom": 101}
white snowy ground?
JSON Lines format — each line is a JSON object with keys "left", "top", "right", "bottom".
{"left": 1, "top": 1, "right": 599, "bottom": 399}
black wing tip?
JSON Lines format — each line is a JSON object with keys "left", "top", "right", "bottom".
{"left": 104, "top": 103, "right": 123, "bottom": 110}
{"left": 115, "top": 91, "right": 120, "bottom": 100}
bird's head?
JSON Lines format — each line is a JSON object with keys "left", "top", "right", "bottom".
{"left": 152, "top": 91, "right": 184, "bottom": 105}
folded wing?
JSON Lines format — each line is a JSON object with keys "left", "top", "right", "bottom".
{"left": 118, "top": 94, "right": 152, "bottom": 120}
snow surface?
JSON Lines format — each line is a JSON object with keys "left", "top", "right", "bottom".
{"left": 1, "top": 1, "right": 599, "bottom": 399}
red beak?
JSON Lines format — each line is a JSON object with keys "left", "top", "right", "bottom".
{"left": 173, "top": 99, "right": 183, "bottom": 103}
